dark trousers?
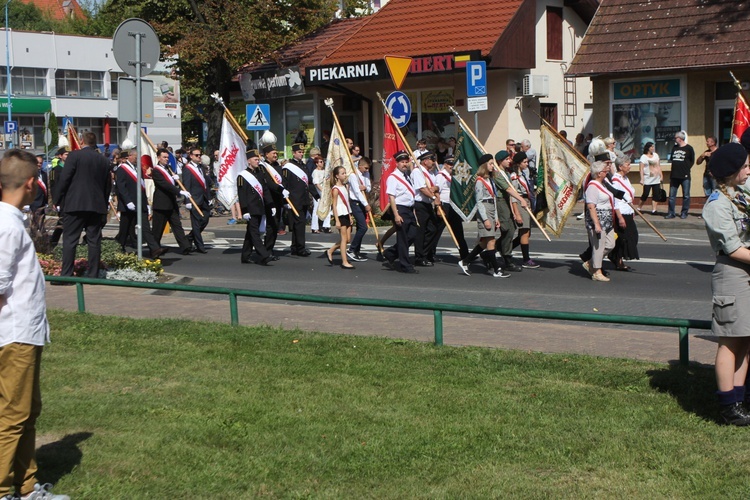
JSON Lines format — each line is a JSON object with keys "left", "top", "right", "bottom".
{"left": 384, "top": 205, "right": 416, "bottom": 272}
{"left": 62, "top": 211, "right": 104, "bottom": 277}
{"left": 241, "top": 216, "right": 269, "bottom": 262}
{"left": 428, "top": 206, "right": 447, "bottom": 260}
{"left": 496, "top": 198, "right": 515, "bottom": 258}
{"left": 188, "top": 206, "right": 210, "bottom": 252}
{"left": 349, "top": 200, "right": 367, "bottom": 253}
{"left": 287, "top": 205, "right": 308, "bottom": 253}
{"left": 443, "top": 203, "right": 468, "bottom": 260}
{"left": 151, "top": 208, "right": 190, "bottom": 251}
{"left": 413, "top": 201, "right": 437, "bottom": 261}
{"left": 264, "top": 205, "right": 280, "bottom": 252}
{"left": 117, "top": 210, "right": 160, "bottom": 253}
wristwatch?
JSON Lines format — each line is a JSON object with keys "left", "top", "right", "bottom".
{"left": 431, "top": 196, "right": 437, "bottom": 201}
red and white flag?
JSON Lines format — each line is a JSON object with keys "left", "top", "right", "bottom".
{"left": 379, "top": 113, "right": 407, "bottom": 211}
{"left": 217, "top": 113, "right": 246, "bottom": 209}
{"left": 732, "top": 93, "right": 750, "bottom": 143}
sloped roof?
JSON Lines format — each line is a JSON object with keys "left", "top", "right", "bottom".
{"left": 567, "top": 0, "right": 750, "bottom": 76}
{"left": 320, "top": 0, "right": 524, "bottom": 65}
{"left": 19, "top": 0, "right": 86, "bottom": 21}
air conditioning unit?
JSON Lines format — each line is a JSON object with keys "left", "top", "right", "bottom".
{"left": 522, "top": 75, "right": 549, "bottom": 97}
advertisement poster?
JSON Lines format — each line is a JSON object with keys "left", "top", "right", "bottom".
{"left": 612, "top": 101, "right": 680, "bottom": 161}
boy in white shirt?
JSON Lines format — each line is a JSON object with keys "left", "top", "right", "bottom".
{"left": 0, "top": 149, "right": 68, "bottom": 500}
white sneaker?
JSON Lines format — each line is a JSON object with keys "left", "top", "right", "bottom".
{"left": 492, "top": 269, "right": 511, "bottom": 278}
{"left": 458, "top": 259, "right": 470, "bottom": 276}
{"left": 19, "top": 483, "right": 69, "bottom": 500}
{"left": 576, "top": 213, "right": 584, "bottom": 220}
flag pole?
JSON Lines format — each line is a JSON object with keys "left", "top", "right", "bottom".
{"left": 141, "top": 129, "right": 205, "bottom": 217}
{"left": 630, "top": 203, "right": 667, "bottom": 241}
{"left": 325, "top": 98, "right": 380, "bottom": 244}
{"left": 376, "top": 92, "right": 460, "bottom": 250}
{"left": 449, "top": 106, "right": 551, "bottom": 242}
{"left": 730, "top": 71, "right": 750, "bottom": 106}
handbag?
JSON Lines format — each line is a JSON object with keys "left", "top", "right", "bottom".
{"left": 653, "top": 183, "right": 667, "bottom": 203}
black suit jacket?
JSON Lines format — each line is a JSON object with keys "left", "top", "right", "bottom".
{"left": 282, "top": 159, "right": 310, "bottom": 210}
{"left": 237, "top": 168, "right": 266, "bottom": 217}
{"left": 182, "top": 162, "right": 210, "bottom": 209}
{"left": 115, "top": 162, "right": 148, "bottom": 213}
{"left": 151, "top": 164, "right": 182, "bottom": 211}
{"left": 54, "top": 146, "right": 111, "bottom": 213}
{"left": 29, "top": 176, "right": 48, "bottom": 213}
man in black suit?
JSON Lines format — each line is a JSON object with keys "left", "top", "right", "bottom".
{"left": 54, "top": 131, "right": 112, "bottom": 277}
{"left": 182, "top": 147, "right": 211, "bottom": 253}
{"left": 237, "top": 149, "right": 272, "bottom": 265}
{"left": 150, "top": 148, "right": 192, "bottom": 255}
{"left": 114, "top": 149, "right": 166, "bottom": 259}
{"left": 283, "top": 143, "right": 311, "bottom": 256}
{"left": 259, "top": 144, "right": 287, "bottom": 257}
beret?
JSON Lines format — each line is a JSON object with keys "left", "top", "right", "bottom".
{"left": 495, "top": 150, "right": 509, "bottom": 163}
{"left": 513, "top": 151, "right": 527, "bottom": 164}
{"left": 478, "top": 153, "right": 494, "bottom": 165}
{"left": 709, "top": 142, "right": 748, "bottom": 180}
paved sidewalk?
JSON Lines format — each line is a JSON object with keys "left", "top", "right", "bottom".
{"left": 45, "top": 284, "right": 716, "bottom": 366}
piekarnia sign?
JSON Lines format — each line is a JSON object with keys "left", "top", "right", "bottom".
{"left": 305, "top": 61, "right": 387, "bottom": 85}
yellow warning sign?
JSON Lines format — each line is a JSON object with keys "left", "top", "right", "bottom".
{"left": 384, "top": 55, "right": 412, "bottom": 90}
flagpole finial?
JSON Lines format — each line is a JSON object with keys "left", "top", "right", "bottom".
{"left": 211, "top": 93, "right": 226, "bottom": 107}
{"left": 324, "top": 98, "right": 334, "bottom": 108}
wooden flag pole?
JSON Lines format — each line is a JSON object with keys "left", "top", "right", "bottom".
{"left": 630, "top": 203, "right": 667, "bottom": 241}
{"left": 450, "top": 106, "right": 551, "bottom": 241}
{"left": 325, "top": 98, "right": 380, "bottom": 244}
{"left": 376, "top": 92, "right": 460, "bottom": 251}
{"left": 141, "top": 130, "right": 205, "bottom": 217}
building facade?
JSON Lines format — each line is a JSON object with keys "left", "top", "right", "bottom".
{"left": 0, "top": 29, "right": 181, "bottom": 153}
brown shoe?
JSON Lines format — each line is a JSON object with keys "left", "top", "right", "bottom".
{"left": 591, "top": 272, "right": 610, "bottom": 282}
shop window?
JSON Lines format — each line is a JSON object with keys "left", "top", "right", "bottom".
{"left": 546, "top": 7, "right": 563, "bottom": 61}
{"left": 611, "top": 78, "right": 683, "bottom": 161}
{"left": 0, "top": 68, "right": 47, "bottom": 96}
{"left": 284, "top": 96, "right": 315, "bottom": 158}
{"left": 55, "top": 69, "right": 104, "bottom": 98}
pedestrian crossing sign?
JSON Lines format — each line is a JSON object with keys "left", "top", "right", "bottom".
{"left": 246, "top": 104, "right": 271, "bottom": 130}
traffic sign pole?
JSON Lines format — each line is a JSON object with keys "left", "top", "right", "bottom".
{"left": 134, "top": 31, "right": 143, "bottom": 259}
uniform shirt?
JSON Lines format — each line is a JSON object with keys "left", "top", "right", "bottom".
{"left": 386, "top": 169, "right": 415, "bottom": 207}
{"left": 475, "top": 176, "right": 496, "bottom": 222}
{"left": 0, "top": 201, "right": 49, "bottom": 347}
{"left": 347, "top": 170, "right": 370, "bottom": 206}
{"left": 410, "top": 165, "right": 435, "bottom": 203}
{"left": 703, "top": 188, "right": 750, "bottom": 255}
{"left": 436, "top": 170, "right": 452, "bottom": 206}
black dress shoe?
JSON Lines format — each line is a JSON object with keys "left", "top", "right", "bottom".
{"left": 150, "top": 247, "right": 168, "bottom": 259}
{"left": 298, "top": 249, "right": 312, "bottom": 257}
{"left": 720, "top": 402, "right": 750, "bottom": 426}
{"left": 270, "top": 255, "right": 280, "bottom": 261}
{"left": 241, "top": 259, "right": 252, "bottom": 264}
{"left": 415, "top": 260, "right": 434, "bottom": 267}
{"left": 180, "top": 248, "right": 193, "bottom": 255}
{"left": 195, "top": 248, "right": 208, "bottom": 254}
{"left": 401, "top": 268, "right": 419, "bottom": 274}
{"left": 258, "top": 256, "right": 272, "bottom": 266}
{"left": 381, "top": 259, "right": 395, "bottom": 270}
{"left": 504, "top": 263, "right": 522, "bottom": 272}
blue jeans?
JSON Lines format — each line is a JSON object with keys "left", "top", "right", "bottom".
{"left": 703, "top": 173, "right": 717, "bottom": 196}
{"left": 667, "top": 178, "right": 690, "bottom": 216}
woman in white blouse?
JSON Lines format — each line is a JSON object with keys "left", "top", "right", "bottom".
{"left": 637, "top": 141, "right": 662, "bottom": 214}
{"left": 608, "top": 156, "right": 639, "bottom": 271}
{"left": 584, "top": 161, "right": 622, "bottom": 282}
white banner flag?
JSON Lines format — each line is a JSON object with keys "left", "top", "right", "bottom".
{"left": 217, "top": 114, "right": 247, "bottom": 209}
{"left": 316, "top": 119, "right": 355, "bottom": 220}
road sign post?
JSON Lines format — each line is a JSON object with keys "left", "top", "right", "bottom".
{"left": 385, "top": 91, "right": 411, "bottom": 128}
{"left": 466, "top": 61, "right": 488, "bottom": 135}
{"left": 246, "top": 104, "right": 271, "bottom": 131}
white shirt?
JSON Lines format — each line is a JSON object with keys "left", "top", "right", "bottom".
{"left": 332, "top": 185, "right": 351, "bottom": 216}
{"left": 611, "top": 173, "right": 635, "bottom": 215}
{"left": 312, "top": 169, "right": 326, "bottom": 196}
{"left": 410, "top": 166, "right": 435, "bottom": 203}
{"left": 640, "top": 153, "right": 661, "bottom": 185}
{"left": 347, "top": 171, "right": 370, "bottom": 206}
{"left": 0, "top": 202, "right": 49, "bottom": 347}
{"left": 436, "top": 170, "right": 451, "bottom": 205}
{"left": 386, "top": 169, "right": 415, "bottom": 207}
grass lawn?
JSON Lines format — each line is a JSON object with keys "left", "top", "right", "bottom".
{"left": 35, "top": 310, "right": 749, "bottom": 498}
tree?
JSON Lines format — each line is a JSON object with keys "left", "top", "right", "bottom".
{"left": 0, "top": 1, "right": 55, "bottom": 32}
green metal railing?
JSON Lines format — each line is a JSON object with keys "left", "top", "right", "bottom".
{"left": 45, "top": 275, "right": 712, "bottom": 366}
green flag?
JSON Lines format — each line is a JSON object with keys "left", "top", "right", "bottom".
{"left": 450, "top": 125, "right": 484, "bottom": 221}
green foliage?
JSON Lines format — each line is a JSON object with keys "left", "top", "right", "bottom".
{"left": 106, "top": 252, "right": 163, "bottom": 275}
{"left": 0, "top": 1, "right": 55, "bottom": 31}
{"left": 37, "top": 311, "right": 750, "bottom": 497}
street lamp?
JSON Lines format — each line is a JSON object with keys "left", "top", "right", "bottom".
{"left": 4, "top": 0, "right": 11, "bottom": 148}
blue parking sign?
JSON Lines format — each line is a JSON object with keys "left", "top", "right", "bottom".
{"left": 4, "top": 120, "right": 17, "bottom": 134}
{"left": 466, "top": 61, "right": 487, "bottom": 97}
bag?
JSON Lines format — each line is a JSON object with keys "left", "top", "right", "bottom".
{"left": 653, "top": 184, "right": 667, "bottom": 203}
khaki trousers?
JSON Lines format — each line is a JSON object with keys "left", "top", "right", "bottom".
{"left": 0, "top": 343, "right": 42, "bottom": 496}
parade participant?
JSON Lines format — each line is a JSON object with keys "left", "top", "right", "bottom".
{"left": 434, "top": 155, "right": 469, "bottom": 265}
{"left": 584, "top": 161, "right": 619, "bottom": 282}
{"left": 0, "top": 149, "right": 70, "bottom": 500}
{"left": 28, "top": 155, "right": 48, "bottom": 216}
{"left": 326, "top": 166, "right": 355, "bottom": 269}
{"left": 310, "top": 155, "right": 331, "bottom": 233}
{"left": 472, "top": 155, "right": 507, "bottom": 277}
{"left": 509, "top": 152, "right": 540, "bottom": 269}
{"left": 346, "top": 156, "right": 372, "bottom": 262}
{"left": 54, "top": 131, "right": 112, "bottom": 278}
{"left": 260, "top": 144, "right": 289, "bottom": 250}
{"left": 411, "top": 151, "right": 441, "bottom": 266}
{"left": 609, "top": 156, "right": 639, "bottom": 271}
{"left": 150, "top": 148, "right": 192, "bottom": 255}
{"left": 701, "top": 142, "right": 750, "bottom": 425}
{"left": 237, "top": 149, "right": 272, "bottom": 265}
{"left": 382, "top": 151, "right": 418, "bottom": 274}
{"left": 182, "top": 147, "right": 211, "bottom": 253}
{"left": 114, "top": 149, "right": 166, "bottom": 259}
{"left": 493, "top": 151, "right": 528, "bottom": 272}
{"left": 283, "top": 144, "right": 311, "bottom": 256}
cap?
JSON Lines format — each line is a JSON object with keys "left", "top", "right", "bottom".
{"left": 246, "top": 149, "right": 259, "bottom": 159}
{"left": 594, "top": 153, "right": 611, "bottom": 162}
{"left": 119, "top": 150, "right": 130, "bottom": 160}
{"left": 419, "top": 151, "right": 435, "bottom": 161}
{"left": 709, "top": 142, "right": 748, "bottom": 180}
{"left": 495, "top": 151, "right": 509, "bottom": 163}
{"left": 443, "top": 155, "right": 456, "bottom": 164}
{"left": 512, "top": 152, "right": 527, "bottom": 164}
{"left": 262, "top": 144, "right": 276, "bottom": 155}
{"left": 478, "top": 153, "right": 494, "bottom": 165}
{"left": 56, "top": 147, "right": 68, "bottom": 155}
{"left": 394, "top": 150, "right": 410, "bottom": 161}
{"left": 292, "top": 143, "right": 304, "bottom": 152}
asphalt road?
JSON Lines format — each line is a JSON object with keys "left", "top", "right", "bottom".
{"left": 150, "top": 214, "right": 715, "bottom": 323}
